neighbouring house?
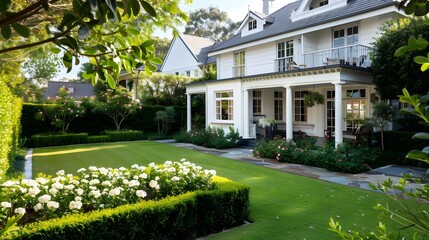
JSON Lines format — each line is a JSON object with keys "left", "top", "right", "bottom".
{"left": 185, "top": 0, "right": 406, "bottom": 146}
{"left": 160, "top": 34, "right": 216, "bottom": 77}
{"left": 45, "top": 81, "right": 95, "bottom": 99}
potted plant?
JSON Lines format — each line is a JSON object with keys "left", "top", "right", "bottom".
{"left": 258, "top": 118, "right": 277, "bottom": 139}
{"left": 304, "top": 91, "right": 325, "bottom": 107}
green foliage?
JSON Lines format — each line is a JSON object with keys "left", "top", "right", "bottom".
{"left": 372, "top": 18, "right": 429, "bottom": 99}
{"left": 6, "top": 178, "right": 249, "bottom": 240}
{"left": 21, "top": 49, "right": 61, "bottom": 84}
{"left": 155, "top": 106, "right": 175, "bottom": 136}
{"left": 94, "top": 87, "right": 140, "bottom": 130}
{"left": 175, "top": 126, "right": 240, "bottom": 149}
{"left": 103, "top": 130, "right": 146, "bottom": 142}
{"left": 35, "top": 88, "right": 86, "bottom": 132}
{"left": 184, "top": 6, "right": 239, "bottom": 41}
{"left": 303, "top": 91, "right": 324, "bottom": 107}
{"left": 0, "top": 79, "right": 22, "bottom": 181}
{"left": 295, "top": 136, "right": 318, "bottom": 150}
{"left": 87, "top": 135, "right": 110, "bottom": 143}
{"left": 139, "top": 73, "right": 192, "bottom": 106}
{"left": 29, "top": 133, "right": 89, "bottom": 148}
{"left": 253, "top": 138, "right": 382, "bottom": 173}
{"left": 197, "top": 65, "right": 217, "bottom": 81}
{"left": 0, "top": 0, "right": 189, "bottom": 88}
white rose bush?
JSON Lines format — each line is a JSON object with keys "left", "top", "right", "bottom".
{"left": 0, "top": 159, "right": 216, "bottom": 226}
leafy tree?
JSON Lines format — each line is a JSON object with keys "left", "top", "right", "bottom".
{"left": 184, "top": 6, "right": 239, "bottom": 42}
{"left": 197, "top": 65, "right": 217, "bottom": 81}
{"left": 153, "top": 36, "right": 170, "bottom": 59}
{"left": 0, "top": 0, "right": 190, "bottom": 89}
{"left": 372, "top": 18, "right": 429, "bottom": 99}
{"left": 371, "top": 101, "right": 395, "bottom": 151}
{"left": 22, "top": 49, "right": 61, "bottom": 84}
{"left": 139, "top": 73, "right": 192, "bottom": 106}
{"left": 35, "top": 87, "right": 86, "bottom": 132}
{"left": 155, "top": 106, "right": 175, "bottom": 136}
{"left": 94, "top": 87, "right": 140, "bottom": 130}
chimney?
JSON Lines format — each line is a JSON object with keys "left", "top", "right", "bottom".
{"left": 262, "top": 0, "right": 274, "bottom": 15}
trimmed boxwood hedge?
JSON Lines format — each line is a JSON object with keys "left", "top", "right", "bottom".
{"left": 8, "top": 177, "right": 250, "bottom": 240}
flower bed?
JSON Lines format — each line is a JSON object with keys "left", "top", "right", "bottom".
{"left": 174, "top": 126, "right": 240, "bottom": 149}
{"left": 0, "top": 159, "right": 216, "bottom": 226}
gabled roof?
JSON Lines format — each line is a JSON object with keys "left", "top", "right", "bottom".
{"left": 160, "top": 34, "right": 215, "bottom": 71}
{"left": 210, "top": 0, "right": 399, "bottom": 54}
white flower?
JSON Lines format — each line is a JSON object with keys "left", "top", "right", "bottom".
{"left": 67, "top": 174, "right": 73, "bottom": 178}
{"left": 180, "top": 158, "right": 186, "bottom": 162}
{"left": 88, "top": 166, "right": 98, "bottom": 171}
{"left": 108, "top": 188, "right": 121, "bottom": 196}
{"left": 1, "top": 180, "right": 18, "bottom": 187}
{"left": 28, "top": 187, "right": 41, "bottom": 197}
{"left": 47, "top": 201, "right": 59, "bottom": 209}
{"left": 23, "top": 179, "right": 37, "bottom": 187}
{"left": 56, "top": 170, "right": 65, "bottom": 175}
{"left": 89, "top": 190, "right": 101, "bottom": 198}
{"left": 128, "top": 180, "right": 140, "bottom": 187}
{"left": 77, "top": 168, "right": 86, "bottom": 173}
{"left": 76, "top": 188, "right": 84, "bottom": 196}
{"left": 81, "top": 179, "right": 89, "bottom": 184}
{"left": 131, "top": 164, "right": 139, "bottom": 169}
{"left": 34, "top": 203, "right": 43, "bottom": 211}
{"left": 70, "top": 179, "right": 80, "bottom": 185}
{"left": 49, "top": 188, "right": 58, "bottom": 196}
{"left": 171, "top": 176, "right": 180, "bottom": 181}
{"left": 167, "top": 167, "right": 176, "bottom": 173}
{"left": 149, "top": 180, "right": 159, "bottom": 189}
{"left": 164, "top": 161, "right": 172, "bottom": 165}
{"left": 119, "top": 167, "right": 126, "bottom": 171}
{"left": 14, "top": 207, "right": 26, "bottom": 215}
{"left": 69, "top": 201, "right": 83, "bottom": 210}
{"left": 89, "top": 179, "right": 100, "bottom": 185}
{"left": 98, "top": 167, "right": 108, "bottom": 175}
{"left": 149, "top": 162, "right": 155, "bottom": 168}
{"left": 36, "top": 177, "right": 49, "bottom": 185}
{"left": 64, "top": 184, "right": 75, "bottom": 190}
{"left": 122, "top": 179, "right": 129, "bottom": 185}
{"left": 139, "top": 173, "right": 147, "bottom": 179}
{"left": 38, "top": 194, "right": 51, "bottom": 204}
{"left": 19, "top": 187, "right": 27, "bottom": 193}
{"left": 51, "top": 182, "right": 64, "bottom": 189}
{"left": 1, "top": 202, "right": 12, "bottom": 208}
{"left": 102, "top": 181, "right": 112, "bottom": 187}
{"left": 155, "top": 176, "right": 160, "bottom": 181}
{"left": 136, "top": 190, "right": 147, "bottom": 198}
{"left": 75, "top": 196, "right": 82, "bottom": 202}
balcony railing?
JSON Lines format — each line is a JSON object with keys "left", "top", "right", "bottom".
{"left": 220, "top": 45, "right": 372, "bottom": 79}
{"left": 302, "top": 44, "right": 372, "bottom": 68}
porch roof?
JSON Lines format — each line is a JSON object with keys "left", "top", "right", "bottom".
{"left": 186, "top": 64, "right": 372, "bottom": 87}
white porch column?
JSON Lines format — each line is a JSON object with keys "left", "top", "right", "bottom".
{"left": 243, "top": 89, "right": 250, "bottom": 138}
{"left": 186, "top": 93, "right": 192, "bottom": 132}
{"left": 285, "top": 86, "right": 293, "bottom": 141}
{"left": 334, "top": 82, "right": 344, "bottom": 147}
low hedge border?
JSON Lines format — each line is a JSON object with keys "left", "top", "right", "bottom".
{"left": 8, "top": 177, "right": 250, "bottom": 240}
{"left": 27, "top": 131, "right": 149, "bottom": 148}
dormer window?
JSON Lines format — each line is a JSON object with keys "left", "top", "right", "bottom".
{"left": 310, "top": 0, "right": 328, "bottom": 10}
{"left": 248, "top": 20, "right": 257, "bottom": 31}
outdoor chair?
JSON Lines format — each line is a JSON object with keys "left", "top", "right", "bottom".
{"left": 343, "top": 123, "right": 373, "bottom": 146}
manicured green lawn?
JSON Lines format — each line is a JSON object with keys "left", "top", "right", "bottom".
{"left": 32, "top": 141, "right": 413, "bottom": 239}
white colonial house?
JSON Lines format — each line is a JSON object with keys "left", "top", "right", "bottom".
{"left": 160, "top": 34, "right": 216, "bottom": 77}
{"left": 185, "top": 0, "right": 406, "bottom": 146}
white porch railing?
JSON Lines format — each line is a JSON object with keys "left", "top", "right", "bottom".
{"left": 219, "top": 45, "right": 372, "bottom": 79}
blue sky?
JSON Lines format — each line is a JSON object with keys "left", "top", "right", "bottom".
{"left": 56, "top": 0, "right": 294, "bottom": 80}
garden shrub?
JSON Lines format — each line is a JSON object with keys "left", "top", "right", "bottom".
{"left": 103, "top": 130, "right": 146, "bottom": 142}
{"left": 295, "top": 136, "right": 317, "bottom": 150}
{"left": 87, "top": 135, "right": 110, "bottom": 143}
{"left": 29, "top": 133, "right": 89, "bottom": 148}
{"left": 0, "top": 80, "right": 22, "bottom": 181}
{"left": 175, "top": 126, "right": 240, "bottom": 149}
{"left": 253, "top": 138, "right": 383, "bottom": 174}
{"left": 4, "top": 177, "right": 249, "bottom": 240}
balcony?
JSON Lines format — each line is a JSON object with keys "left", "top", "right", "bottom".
{"left": 221, "top": 45, "right": 372, "bottom": 79}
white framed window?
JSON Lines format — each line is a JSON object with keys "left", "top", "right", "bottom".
{"left": 233, "top": 51, "right": 245, "bottom": 77}
{"left": 66, "top": 86, "right": 75, "bottom": 94}
{"left": 310, "top": 0, "right": 329, "bottom": 10}
{"left": 253, "top": 90, "right": 262, "bottom": 114}
{"left": 248, "top": 20, "right": 257, "bottom": 30}
{"left": 294, "top": 91, "right": 308, "bottom": 122}
{"left": 277, "top": 40, "right": 293, "bottom": 71}
{"left": 186, "top": 70, "right": 190, "bottom": 76}
{"left": 345, "top": 88, "right": 366, "bottom": 131}
{"left": 333, "top": 26, "right": 358, "bottom": 63}
{"left": 274, "top": 91, "right": 283, "bottom": 121}
{"left": 216, "top": 91, "right": 234, "bottom": 121}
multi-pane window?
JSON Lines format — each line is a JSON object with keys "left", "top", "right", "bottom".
{"left": 248, "top": 20, "right": 257, "bottom": 30}
{"left": 253, "top": 90, "right": 262, "bottom": 114}
{"left": 294, "top": 91, "right": 308, "bottom": 122}
{"left": 274, "top": 91, "right": 283, "bottom": 121}
{"left": 345, "top": 89, "right": 366, "bottom": 131}
{"left": 233, "top": 51, "right": 245, "bottom": 77}
{"left": 333, "top": 26, "right": 358, "bottom": 64}
{"left": 277, "top": 40, "right": 293, "bottom": 71}
{"left": 186, "top": 70, "right": 191, "bottom": 76}
{"left": 310, "top": 0, "right": 329, "bottom": 10}
{"left": 216, "top": 91, "right": 234, "bottom": 121}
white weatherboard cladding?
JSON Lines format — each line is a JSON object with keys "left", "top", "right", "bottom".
{"left": 162, "top": 38, "right": 200, "bottom": 75}
{"left": 246, "top": 42, "right": 276, "bottom": 76}
{"left": 206, "top": 81, "right": 243, "bottom": 135}
{"left": 217, "top": 52, "right": 234, "bottom": 80}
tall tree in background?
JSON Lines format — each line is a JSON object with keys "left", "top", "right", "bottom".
{"left": 184, "top": 6, "right": 239, "bottom": 42}
{"left": 153, "top": 37, "right": 170, "bottom": 59}
{"left": 22, "top": 49, "right": 61, "bottom": 84}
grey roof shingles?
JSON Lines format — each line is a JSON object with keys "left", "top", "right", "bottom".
{"left": 45, "top": 81, "right": 95, "bottom": 99}
{"left": 210, "top": 0, "right": 398, "bottom": 53}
